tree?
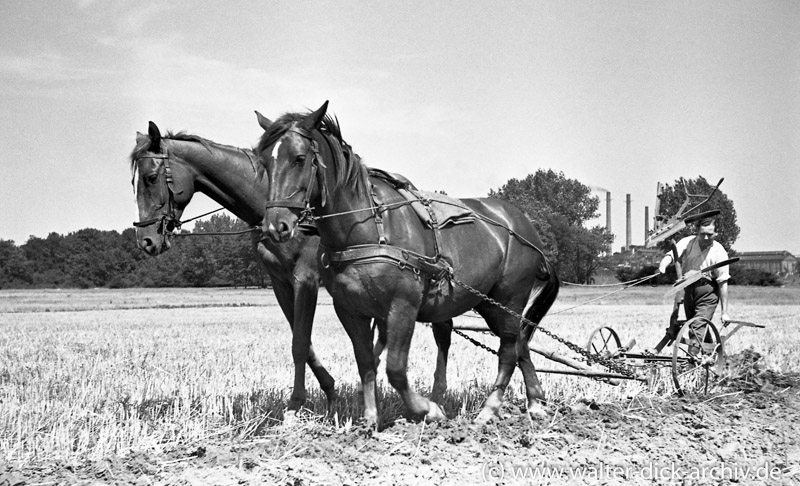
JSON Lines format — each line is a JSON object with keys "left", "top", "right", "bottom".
{"left": 654, "top": 176, "right": 740, "bottom": 252}
{"left": 0, "top": 239, "right": 33, "bottom": 288}
{"left": 174, "top": 214, "right": 264, "bottom": 287}
{"left": 549, "top": 220, "right": 615, "bottom": 284}
{"left": 490, "top": 170, "right": 600, "bottom": 225}
{"left": 490, "top": 169, "right": 613, "bottom": 283}
{"left": 2, "top": 219, "right": 265, "bottom": 289}
{"left": 22, "top": 233, "right": 69, "bottom": 287}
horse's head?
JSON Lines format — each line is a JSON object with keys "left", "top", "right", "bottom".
{"left": 131, "top": 122, "right": 193, "bottom": 255}
{"left": 255, "top": 101, "right": 331, "bottom": 243}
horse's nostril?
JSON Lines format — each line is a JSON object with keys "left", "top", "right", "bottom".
{"left": 279, "top": 222, "right": 290, "bottom": 235}
{"left": 142, "top": 237, "right": 154, "bottom": 248}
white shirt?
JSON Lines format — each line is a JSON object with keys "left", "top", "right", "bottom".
{"left": 674, "top": 235, "right": 730, "bottom": 283}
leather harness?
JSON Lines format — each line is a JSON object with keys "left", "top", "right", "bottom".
{"left": 270, "top": 125, "right": 454, "bottom": 282}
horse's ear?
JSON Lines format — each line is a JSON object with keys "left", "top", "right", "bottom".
{"left": 254, "top": 110, "right": 272, "bottom": 131}
{"left": 299, "top": 100, "right": 329, "bottom": 132}
{"left": 136, "top": 132, "right": 147, "bottom": 144}
{"left": 148, "top": 121, "right": 162, "bottom": 153}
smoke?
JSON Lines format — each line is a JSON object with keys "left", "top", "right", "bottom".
{"left": 589, "top": 185, "right": 610, "bottom": 193}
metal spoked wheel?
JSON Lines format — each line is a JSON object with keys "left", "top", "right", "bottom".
{"left": 586, "top": 326, "right": 622, "bottom": 359}
{"left": 672, "top": 317, "right": 724, "bottom": 396}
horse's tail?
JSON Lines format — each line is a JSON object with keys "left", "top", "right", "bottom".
{"left": 522, "top": 255, "right": 560, "bottom": 329}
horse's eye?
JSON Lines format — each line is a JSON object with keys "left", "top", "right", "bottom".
{"left": 146, "top": 174, "right": 159, "bottom": 184}
{"left": 293, "top": 155, "right": 306, "bottom": 167}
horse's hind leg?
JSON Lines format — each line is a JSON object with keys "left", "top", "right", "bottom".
{"left": 430, "top": 319, "right": 453, "bottom": 403}
{"left": 475, "top": 333, "right": 518, "bottom": 424}
{"left": 473, "top": 305, "right": 521, "bottom": 424}
{"left": 517, "top": 270, "right": 558, "bottom": 419}
{"left": 516, "top": 323, "right": 547, "bottom": 419}
{"left": 384, "top": 303, "right": 446, "bottom": 423}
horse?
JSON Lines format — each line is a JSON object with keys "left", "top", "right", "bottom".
{"left": 130, "top": 120, "right": 455, "bottom": 419}
{"left": 255, "top": 101, "right": 560, "bottom": 425}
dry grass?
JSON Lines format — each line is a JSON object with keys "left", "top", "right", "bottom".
{"left": 0, "top": 286, "right": 797, "bottom": 464}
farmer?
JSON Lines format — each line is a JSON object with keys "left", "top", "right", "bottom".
{"left": 658, "top": 210, "right": 731, "bottom": 337}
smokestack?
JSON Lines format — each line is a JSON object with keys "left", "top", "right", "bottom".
{"left": 626, "top": 194, "right": 632, "bottom": 251}
{"left": 644, "top": 206, "right": 649, "bottom": 242}
{"left": 606, "top": 192, "right": 611, "bottom": 232}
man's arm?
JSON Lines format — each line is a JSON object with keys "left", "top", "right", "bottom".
{"left": 658, "top": 253, "right": 673, "bottom": 274}
{"left": 718, "top": 280, "right": 730, "bottom": 323}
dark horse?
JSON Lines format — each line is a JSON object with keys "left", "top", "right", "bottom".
{"left": 256, "top": 102, "right": 560, "bottom": 424}
{"left": 130, "top": 120, "right": 455, "bottom": 418}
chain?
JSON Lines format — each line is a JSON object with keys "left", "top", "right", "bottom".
{"left": 303, "top": 183, "right": 636, "bottom": 378}
{"left": 449, "top": 276, "right": 636, "bottom": 378}
{"left": 452, "top": 328, "right": 499, "bottom": 356}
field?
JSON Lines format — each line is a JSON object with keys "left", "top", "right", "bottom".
{"left": 1, "top": 286, "right": 799, "bottom": 485}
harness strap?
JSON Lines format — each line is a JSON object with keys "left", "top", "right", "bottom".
{"left": 321, "top": 244, "right": 453, "bottom": 281}
{"left": 370, "top": 184, "right": 388, "bottom": 245}
{"left": 423, "top": 198, "right": 442, "bottom": 256}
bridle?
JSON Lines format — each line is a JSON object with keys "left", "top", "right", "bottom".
{"left": 133, "top": 148, "right": 260, "bottom": 243}
{"left": 263, "top": 125, "right": 327, "bottom": 226}
{"left": 132, "top": 150, "right": 182, "bottom": 237}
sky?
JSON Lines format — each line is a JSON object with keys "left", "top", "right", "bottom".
{"left": 1, "top": 1, "right": 798, "bottom": 254}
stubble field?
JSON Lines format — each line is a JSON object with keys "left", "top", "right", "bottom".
{"left": 1, "top": 286, "right": 799, "bottom": 485}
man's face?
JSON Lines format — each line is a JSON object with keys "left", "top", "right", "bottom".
{"left": 696, "top": 222, "right": 717, "bottom": 249}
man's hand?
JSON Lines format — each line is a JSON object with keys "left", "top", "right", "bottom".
{"left": 721, "top": 312, "right": 731, "bottom": 323}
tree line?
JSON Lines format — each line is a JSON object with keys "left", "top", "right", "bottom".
{"left": 0, "top": 214, "right": 266, "bottom": 289}
{"left": 2, "top": 172, "right": 757, "bottom": 289}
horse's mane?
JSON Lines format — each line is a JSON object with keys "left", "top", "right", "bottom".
{"left": 129, "top": 131, "right": 253, "bottom": 182}
{"left": 256, "top": 111, "right": 369, "bottom": 204}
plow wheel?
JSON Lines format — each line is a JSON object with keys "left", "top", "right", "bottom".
{"left": 672, "top": 317, "right": 725, "bottom": 396}
{"left": 586, "top": 326, "right": 622, "bottom": 359}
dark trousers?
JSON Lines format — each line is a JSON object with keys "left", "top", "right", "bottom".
{"left": 684, "top": 280, "right": 719, "bottom": 320}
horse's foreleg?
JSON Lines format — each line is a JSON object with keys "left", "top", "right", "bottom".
{"left": 292, "top": 277, "right": 337, "bottom": 408}
{"left": 272, "top": 279, "right": 335, "bottom": 415}
{"left": 430, "top": 320, "right": 453, "bottom": 403}
{"left": 336, "top": 308, "right": 380, "bottom": 426}
{"left": 384, "top": 304, "right": 446, "bottom": 423}
{"left": 270, "top": 282, "right": 305, "bottom": 415}
{"left": 372, "top": 319, "right": 387, "bottom": 369}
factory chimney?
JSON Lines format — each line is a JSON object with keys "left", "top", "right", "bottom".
{"left": 626, "top": 194, "right": 632, "bottom": 251}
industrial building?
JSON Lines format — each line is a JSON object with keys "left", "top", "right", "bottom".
{"left": 735, "top": 251, "right": 797, "bottom": 276}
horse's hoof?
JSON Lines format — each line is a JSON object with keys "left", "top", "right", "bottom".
{"left": 474, "top": 407, "right": 501, "bottom": 424}
{"left": 363, "top": 411, "right": 379, "bottom": 429}
{"left": 283, "top": 409, "right": 298, "bottom": 426}
{"left": 527, "top": 403, "right": 548, "bottom": 420}
{"left": 425, "top": 402, "right": 447, "bottom": 423}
